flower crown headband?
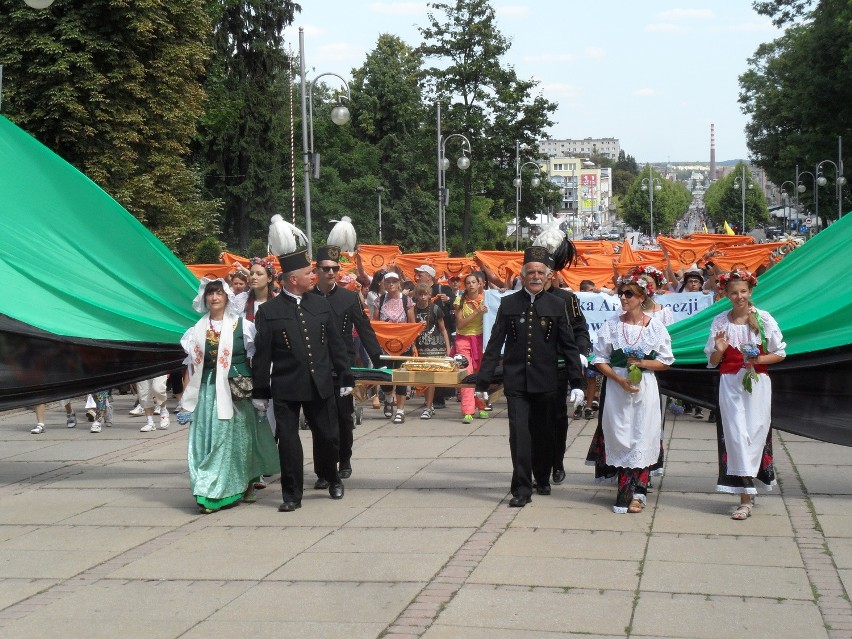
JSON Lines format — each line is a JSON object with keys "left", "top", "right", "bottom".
{"left": 629, "top": 265, "right": 667, "bottom": 287}
{"left": 716, "top": 269, "right": 757, "bottom": 292}
{"left": 617, "top": 273, "right": 651, "bottom": 292}
{"left": 249, "top": 256, "right": 276, "bottom": 278}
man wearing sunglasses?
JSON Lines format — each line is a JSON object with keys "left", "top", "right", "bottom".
{"left": 309, "top": 245, "right": 383, "bottom": 483}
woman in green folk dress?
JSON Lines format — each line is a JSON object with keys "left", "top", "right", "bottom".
{"left": 180, "top": 279, "right": 279, "bottom": 514}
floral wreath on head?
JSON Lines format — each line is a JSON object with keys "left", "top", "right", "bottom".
{"left": 627, "top": 265, "right": 667, "bottom": 288}
{"left": 716, "top": 268, "right": 757, "bottom": 292}
{"left": 616, "top": 272, "right": 651, "bottom": 293}
{"left": 249, "top": 256, "right": 276, "bottom": 278}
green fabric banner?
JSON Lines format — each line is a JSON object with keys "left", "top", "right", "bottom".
{"left": 0, "top": 116, "right": 198, "bottom": 343}
{"left": 667, "top": 211, "right": 852, "bottom": 363}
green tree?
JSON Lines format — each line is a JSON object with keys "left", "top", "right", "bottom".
{"left": 611, "top": 150, "right": 640, "bottom": 198}
{"left": 194, "top": 1, "right": 300, "bottom": 252}
{"left": 621, "top": 169, "right": 692, "bottom": 236}
{"left": 739, "top": 0, "right": 851, "bottom": 221}
{"left": 702, "top": 163, "right": 770, "bottom": 232}
{"left": 418, "top": 0, "right": 557, "bottom": 252}
{"left": 0, "top": 0, "right": 219, "bottom": 257}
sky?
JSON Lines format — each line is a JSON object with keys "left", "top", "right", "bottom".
{"left": 291, "top": 1, "right": 784, "bottom": 164}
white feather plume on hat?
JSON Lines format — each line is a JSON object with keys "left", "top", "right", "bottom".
{"left": 268, "top": 214, "right": 308, "bottom": 255}
{"left": 534, "top": 219, "right": 566, "bottom": 255}
{"left": 327, "top": 215, "right": 357, "bottom": 252}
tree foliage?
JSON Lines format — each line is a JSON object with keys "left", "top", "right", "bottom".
{"left": 418, "top": 0, "right": 557, "bottom": 251}
{"left": 739, "top": 0, "right": 851, "bottom": 221}
{"left": 702, "top": 163, "right": 770, "bottom": 233}
{"left": 0, "top": 0, "right": 219, "bottom": 257}
{"left": 194, "top": 0, "right": 300, "bottom": 252}
{"left": 620, "top": 169, "right": 692, "bottom": 236}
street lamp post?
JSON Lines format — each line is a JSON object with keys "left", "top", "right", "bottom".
{"left": 797, "top": 169, "right": 817, "bottom": 235}
{"left": 513, "top": 140, "right": 542, "bottom": 250}
{"left": 778, "top": 180, "right": 796, "bottom": 232}
{"left": 436, "top": 102, "right": 471, "bottom": 252}
{"left": 299, "top": 27, "right": 351, "bottom": 256}
{"left": 376, "top": 186, "right": 384, "bottom": 244}
{"left": 640, "top": 165, "right": 661, "bottom": 240}
{"left": 817, "top": 159, "right": 847, "bottom": 224}
{"left": 732, "top": 165, "right": 753, "bottom": 234}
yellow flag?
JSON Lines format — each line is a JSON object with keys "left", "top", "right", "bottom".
{"left": 703, "top": 223, "right": 708, "bottom": 233}
{"left": 723, "top": 220, "right": 735, "bottom": 236}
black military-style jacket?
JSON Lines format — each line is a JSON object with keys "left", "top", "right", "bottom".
{"left": 547, "top": 286, "right": 592, "bottom": 357}
{"left": 309, "top": 284, "right": 382, "bottom": 366}
{"left": 476, "top": 289, "right": 584, "bottom": 394}
{"left": 252, "top": 292, "right": 353, "bottom": 402}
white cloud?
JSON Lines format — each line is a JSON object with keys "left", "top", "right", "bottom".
{"left": 634, "top": 88, "right": 661, "bottom": 97}
{"left": 496, "top": 5, "right": 530, "bottom": 18}
{"left": 658, "top": 8, "right": 714, "bottom": 20}
{"left": 645, "top": 23, "right": 686, "bottom": 33}
{"left": 584, "top": 47, "right": 606, "bottom": 59}
{"left": 369, "top": 2, "right": 427, "bottom": 16}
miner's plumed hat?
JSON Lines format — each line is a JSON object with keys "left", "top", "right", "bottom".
{"left": 315, "top": 245, "right": 342, "bottom": 264}
{"left": 277, "top": 249, "right": 311, "bottom": 274}
{"left": 523, "top": 245, "right": 553, "bottom": 268}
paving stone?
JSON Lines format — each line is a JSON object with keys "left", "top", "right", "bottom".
{"left": 646, "top": 533, "right": 804, "bottom": 567}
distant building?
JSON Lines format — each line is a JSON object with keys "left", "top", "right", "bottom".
{"left": 540, "top": 137, "right": 621, "bottom": 160}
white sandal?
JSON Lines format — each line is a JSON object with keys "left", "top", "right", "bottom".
{"left": 731, "top": 503, "right": 752, "bottom": 520}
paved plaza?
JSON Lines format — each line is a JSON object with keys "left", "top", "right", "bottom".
{"left": 0, "top": 394, "right": 850, "bottom": 638}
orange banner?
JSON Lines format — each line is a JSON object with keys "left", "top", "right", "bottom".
{"left": 392, "top": 252, "right": 448, "bottom": 281}
{"left": 350, "top": 244, "right": 402, "bottom": 275}
{"left": 186, "top": 264, "right": 232, "bottom": 280}
{"left": 618, "top": 240, "right": 638, "bottom": 263}
{"left": 657, "top": 237, "right": 719, "bottom": 270}
{"left": 219, "top": 251, "right": 281, "bottom": 274}
{"left": 712, "top": 243, "right": 788, "bottom": 273}
{"left": 687, "top": 233, "right": 754, "bottom": 248}
{"left": 474, "top": 251, "right": 524, "bottom": 287}
{"left": 559, "top": 266, "right": 618, "bottom": 290}
{"left": 370, "top": 321, "right": 425, "bottom": 356}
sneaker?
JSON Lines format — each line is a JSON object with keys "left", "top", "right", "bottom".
{"left": 128, "top": 404, "right": 144, "bottom": 417}
{"left": 66, "top": 412, "right": 77, "bottom": 428}
{"left": 584, "top": 408, "right": 594, "bottom": 419}
{"left": 433, "top": 398, "right": 446, "bottom": 410}
{"left": 90, "top": 421, "right": 102, "bottom": 433}
{"left": 476, "top": 410, "right": 489, "bottom": 419}
{"left": 86, "top": 409, "right": 96, "bottom": 422}
{"left": 31, "top": 423, "right": 45, "bottom": 434}
{"left": 392, "top": 410, "right": 405, "bottom": 424}
{"left": 591, "top": 400, "right": 599, "bottom": 411}
{"left": 383, "top": 401, "right": 394, "bottom": 418}
{"left": 158, "top": 413, "right": 170, "bottom": 430}
{"left": 573, "top": 401, "right": 586, "bottom": 419}
{"left": 104, "top": 404, "right": 113, "bottom": 427}
{"left": 421, "top": 407, "right": 434, "bottom": 420}
{"left": 462, "top": 414, "right": 474, "bottom": 424}
{"left": 483, "top": 402, "right": 493, "bottom": 412}
{"left": 693, "top": 408, "right": 704, "bottom": 419}
{"left": 140, "top": 422, "right": 155, "bottom": 432}
{"left": 153, "top": 404, "right": 161, "bottom": 416}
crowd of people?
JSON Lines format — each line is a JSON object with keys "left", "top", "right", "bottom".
{"left": 27, "top": 230, "right": 786, "bottom": 521}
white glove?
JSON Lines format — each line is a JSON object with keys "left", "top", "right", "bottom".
{"left": 252, "top": 399, "right": 268, "bottom": 412}
{"left": 569, "top": 389, "right": 585, "bottom": 407}
{"left": 339, "top": 387, "right": 354, "bottom": 397}
{"left": 474, "top": 391, "right": 489, "bottom": 402}
{"left": 580, "top": 354, "right": 588, "bottom": 369}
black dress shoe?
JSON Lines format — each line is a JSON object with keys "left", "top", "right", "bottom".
{"left": 339, "top": 465, "right": 352, "bottom": 479}
{"left": 509, "top": 495, "right": 531, "bottom": 508}
{"left": 278, "top": 501, "right": 301, "bottom": 512}
{"left": 552, "top": 469, "right": 566, "bottom": 484}
{"left": 329, "top": 482, "right": 344, "bottom": 499}
{"left": 314, "top": 478, "right": 330, "bottom": 490}
{"left": 535, "top": 483, "right": 552, "bottom": 496}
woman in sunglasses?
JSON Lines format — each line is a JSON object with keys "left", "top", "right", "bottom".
{"left": 586, "top": 274, "right": 674, "bottom": 513}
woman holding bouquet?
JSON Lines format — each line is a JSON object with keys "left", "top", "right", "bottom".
{"left": 587, "top": 273, "right": 674, "bottom": 513}
{"left": 706, "top": 270, "right": 785, "bottom": 520}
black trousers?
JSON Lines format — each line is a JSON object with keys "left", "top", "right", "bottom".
{"left": 273, "top": 387, "right": 340, "bottom": 503}
{"left": 506, "top": 390, "right": 556, "bottom": 499}
{"left": 312, "top": 390, "right": 354, "bottom": 478}
{"left": 552, "top": 368, "right": 570, "bottom": 472}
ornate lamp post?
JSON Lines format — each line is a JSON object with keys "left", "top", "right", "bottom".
{"left": 641, "top": 165, "right": 661, "bottom": 240}
{"left": 732, "top": 165, "right": 753, "bottom": 234}
{"left": 435, "top": 102, "right": 471, "bottom": 252}
{"left": 299, "top": 27, "right": 351, "bottom": 256}
{"left": 513, "top": 140, "right": 542, "bottom": 250}
{"left": 797, "top": 170, "right": 818, "bottom": 234}
{"left": 817, "top": 159, "right": 847, "bottom": 224}
{"left": 778, "top": 180, "right": 796, "bottom": 232}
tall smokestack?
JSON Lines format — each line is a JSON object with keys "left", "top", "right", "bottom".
{"left": 710, "top": 124, "right": 716, "bottom": 182}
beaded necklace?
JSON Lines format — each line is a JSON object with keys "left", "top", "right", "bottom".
{"left": 621, "top": 314, "right": 648, "bottom": 347}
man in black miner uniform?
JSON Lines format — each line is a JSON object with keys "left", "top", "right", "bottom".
{"left": 475, "top": 246, "right": 585, "bottom": 507}
{"left": 414, "top": 264, "right": 455, "bottom": 408}
{"left": 542, "top": 238, "right": 591, "bottom": 484}
{"left": 251, "top": 248, "right": 354, "bottom": 512}
{"left": 309, "top": 245, "right": 383, "bottom": 484}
